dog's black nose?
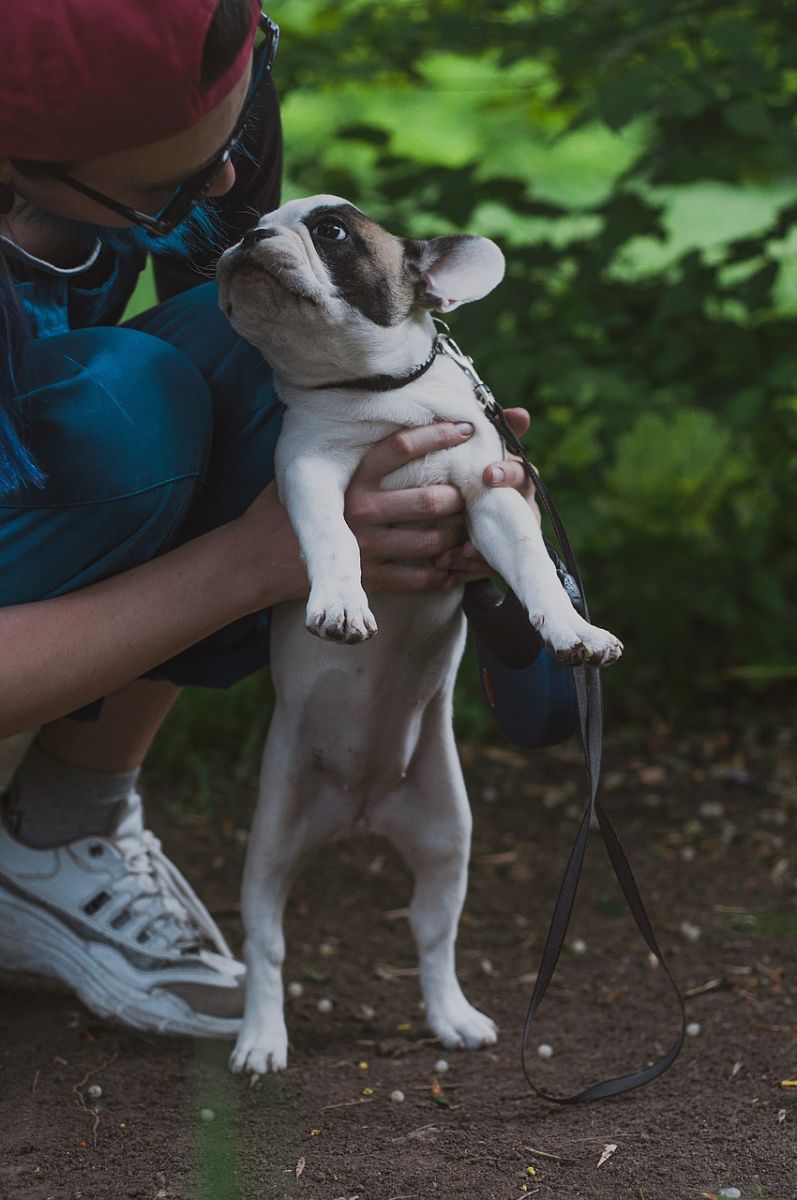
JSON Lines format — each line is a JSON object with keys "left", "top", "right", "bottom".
{"left": 241, "top": 227, "right": 277, "bottom": 250}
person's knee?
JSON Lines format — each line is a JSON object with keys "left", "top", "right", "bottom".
{"left": 18, "top": 326, "right": 213, "bottom": 504}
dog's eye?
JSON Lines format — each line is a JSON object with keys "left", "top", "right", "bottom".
{"left": 313, "top": 219, "right": 348, "bottom": 242}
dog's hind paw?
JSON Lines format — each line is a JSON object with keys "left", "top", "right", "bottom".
{"left": 427, "top": 999, "right": 498, "bottom": 1050}
{"left": 229, "top": 1018, "right": 288, "bottom": 1075}
{"left": 305, "top": 587, "right": 378, "bottom": 643}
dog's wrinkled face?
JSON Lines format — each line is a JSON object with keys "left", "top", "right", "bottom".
{"left": 216, "top": 195, "right": 505, "bottom": 380}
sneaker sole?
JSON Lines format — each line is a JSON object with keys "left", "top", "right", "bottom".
{"left": 0, "top": 887, "right": 242, "bottom": 1039}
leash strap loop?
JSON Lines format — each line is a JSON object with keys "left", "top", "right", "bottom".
{"left": 439, "top": 333, "right": 687, "bottom": 1102}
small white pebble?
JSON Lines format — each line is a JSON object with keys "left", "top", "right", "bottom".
{"left": 317, "top": 997, "right": 333, "bottom": 1013}
{"left": 698, "top": 801, "right": 724, "bottom": 819}
{"left": 390, "top": 1089, "right": 405, "bottom": 1103}
{"left": 686, "top": 1022, "right": 701, "bottom": 1037}
{"left": 717, "top": 1188, "right": 741, "bottom": 1199}
{"left": 680, "top": 921, "right": 702, "bottom": 942}
{"left": 319, "top": 942, "right": 335, "bottom": 958}
{"left": 434, "top": 1059, "right": 449, "bottom": 1074}
{"left": 199, "top": 1108, "right": 215, "bottom": 1122}
{"left": 570, "top": 938, "right": 587, "bottom": 955}
{"left": 720, "top": 822, "right": 737, "bottom": 845}
{"left": 86, "top": 1084, "right": 103, "bottom": 1099}
{"left": 680, "top": 845, "right": 696, "bottom": 862}
{"left": 287, "top": 981, "right": 304, "bottom": 999}
{"left": 537, "top": 1043, "right": 554, "bottom": 1059}
{"left": 356, "top": 1003, "right": 376, "bottom": 1021}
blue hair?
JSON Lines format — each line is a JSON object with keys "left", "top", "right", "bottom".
{"left": 82, "top": 197, "right": 224, "bottom": 260}
{"left": 0, "top": 255, "right": 44, "bottom": 496}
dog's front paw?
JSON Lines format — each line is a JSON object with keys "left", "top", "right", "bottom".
{"left": 305, "top": 586, "right": 378, "bottom": 643}
{"left": 427, "top": 998, "right": 498, "bottom": 1050}
{"left": 229, "top": 1014, "right": 289, "bottom": 1075}
{"left": 543, "top": 617, "right": 623, "bottom": 668}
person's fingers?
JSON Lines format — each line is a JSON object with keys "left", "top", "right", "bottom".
{"left": 363, "top": 562, "right": 451, "bottom": 593}
{"left": 357, "top": 525, "right": 460, "bottom": 560}
{"left": 504, "top": 406, "right": 530, "bottom": 437}
{"left": 482, "top": 459, "right": 531, "bottom": 489}
{"left": 347, "top": 482, "right": 464, "bottom": 526}
{"left": 435, "top": 543, "right": 490, "bottom": 573}
{"left": 351, "top": 421, "right": 474, "bottom": 486}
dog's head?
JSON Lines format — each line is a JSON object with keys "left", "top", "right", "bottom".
{"left": 216, "top": 195, "right": 505, "bottom": 383}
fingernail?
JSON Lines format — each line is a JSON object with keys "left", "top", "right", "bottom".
{"left": 456, "top": 422, "right": 474, "bottom": 437}
{"left": 487, "top": 466, "right": 504, "bottom": 483}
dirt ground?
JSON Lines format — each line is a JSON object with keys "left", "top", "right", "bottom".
{"left": 0, "top": 703, "right": 795, "bottom": 1200}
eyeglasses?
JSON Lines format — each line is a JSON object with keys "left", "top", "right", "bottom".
{"left": 39, "top": 11, "right": 279, "bottom": 236}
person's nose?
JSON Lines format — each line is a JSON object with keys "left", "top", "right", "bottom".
{"left": 207, "top": 157, "right": 237, "bottom": 197}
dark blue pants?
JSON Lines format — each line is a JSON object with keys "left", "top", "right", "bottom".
{"left": 0, "top": 283, "right": 281, "bottom": 715}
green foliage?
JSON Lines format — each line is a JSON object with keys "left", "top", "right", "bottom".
{"left": 134, "top": 0, "right": 797, "bottom": 765}
{"left": 269, "top": 0, "right": 797, "bottom": 707}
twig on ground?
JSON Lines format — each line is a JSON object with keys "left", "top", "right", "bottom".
{"left": 71, "top": 1051, "right": 118, "bottom": 1149}
{"left": 320, "top": 1096, "right": 375, "bottom": 1111}
{"left": 391, "top": 1123, "right": 439, "bottom": 1143}
{"left": 523, "top": 1145, "right": 564, "bottom": 1162}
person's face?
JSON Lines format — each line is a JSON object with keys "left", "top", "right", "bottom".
{"left": 2, "top": 61, "right": 251, "bottom": 230}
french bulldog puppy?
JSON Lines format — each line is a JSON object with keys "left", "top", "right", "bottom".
{"left": 217, "top": 196, "right": 622, "bottom": 1074}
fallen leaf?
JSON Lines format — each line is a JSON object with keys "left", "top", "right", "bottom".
{"left": 597, "top": 1143, "right": 618, "bottom": 1167}
{"left": 295, "top": 1157, "right": 305, "bottom": 1179}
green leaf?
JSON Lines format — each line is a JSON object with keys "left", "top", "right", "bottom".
{"left": 723, "top": 100, "right": 774, "bottom": 139}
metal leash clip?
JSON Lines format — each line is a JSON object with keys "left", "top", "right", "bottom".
{"left": 434, "top": 329, "right": 504, "bottom": 423}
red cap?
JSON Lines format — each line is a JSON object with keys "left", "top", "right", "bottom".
{"left": 0, "top": 0, "right": 259, "bottom": 162}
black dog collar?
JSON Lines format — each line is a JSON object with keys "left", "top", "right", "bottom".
{"left": 312, "top": 340, "right": 439, "bottom": 392}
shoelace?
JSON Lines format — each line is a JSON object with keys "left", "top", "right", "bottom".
{"left": 114, "top": 830, "right": 234, "bottom": 960}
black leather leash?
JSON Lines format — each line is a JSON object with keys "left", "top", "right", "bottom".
{"left": 435, "top": 327, "right": 686, "bottom": 1103}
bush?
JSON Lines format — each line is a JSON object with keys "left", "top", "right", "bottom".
{"left": 272, "top": 0, "right": 797, "bottom": 713}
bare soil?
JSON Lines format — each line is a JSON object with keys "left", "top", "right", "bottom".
{"left": 0, "top": 709, "right": 795, "bottom": 1200}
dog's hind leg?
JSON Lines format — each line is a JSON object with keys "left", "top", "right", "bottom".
{"left": 372, "top": 692, "right": 497, "bottom": 1050}
{"left": 230, "top": 713, "right": 354, "bottom": 1075}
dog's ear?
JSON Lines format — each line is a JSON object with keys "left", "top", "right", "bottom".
{"left": 405, "top": 235, "right": 505, "bottom": 313}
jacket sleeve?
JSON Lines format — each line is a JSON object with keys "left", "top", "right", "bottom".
{"left": 153, "top": 74, "right": 283, "bottom": 303}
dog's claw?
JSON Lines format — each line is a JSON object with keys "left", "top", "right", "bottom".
{"left": 427, "top": 1000, "right": 498, "bottom": 1050}
{"left": 230, "top": 1021, "right": 289, "bottom": 1075}
{"left": 545, "top": 620, "right": 623, "bottom": 668}
{"left": 305, "top": 589, "right": 378, "bottom": 643}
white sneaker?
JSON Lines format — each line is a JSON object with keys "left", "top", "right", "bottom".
{"left": 0, "top": 792, "right": 244, "bottom": 1038}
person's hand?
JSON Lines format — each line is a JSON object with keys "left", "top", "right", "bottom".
{"left": 345, "top": 409, "right": 537, "bottom": 593}
{"left": 433, "top": 407, "right": 539, "bottom": 585}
